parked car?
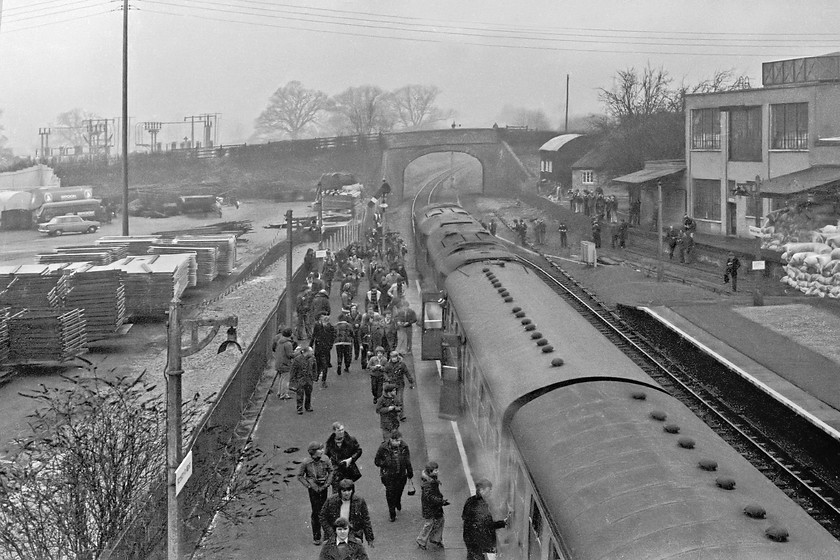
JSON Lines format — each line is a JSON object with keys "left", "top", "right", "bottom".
{"left": 37, "top": 214, "right": 101, "bottom": 236}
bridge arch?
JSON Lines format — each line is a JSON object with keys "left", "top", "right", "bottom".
{"left": 380, "top": 129, "right": 528, "bottom": 202}
{"left": 401, "top": 148, "right": 485, "bottom": 198}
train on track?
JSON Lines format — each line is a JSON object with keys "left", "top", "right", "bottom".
{"left": 413, "top": 202, "right": 840, "bottom": 560}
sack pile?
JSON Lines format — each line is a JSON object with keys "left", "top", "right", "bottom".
{"left": 762, "top": 204, "right": 839, "bottom": 252}
{"left": 779, "top": 234, "right": 840, "bottom": 297}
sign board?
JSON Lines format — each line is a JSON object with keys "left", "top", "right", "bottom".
{"left": 580, "top": 241, "right": 597, "bottom": 267}
{"left": 315, "top": 250, "right": 328, "bottom": 258}
{"left": 752, "top": 260, "right": 766, "bottom": 271}
{"left": 176, "top": 450, "right": 193, "bottom": 496}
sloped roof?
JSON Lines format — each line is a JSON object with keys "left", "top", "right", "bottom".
{"left": 613, "top": 161, "right": 686, "bottom": 184}
{"left": 760, "top": 166, "right": 840, "bottom": 196}
{"left": 539, "top": 134, "right": 583, "bottom": 152}
{"left": 571, "top": 146, "right": 612, "bottom": 170}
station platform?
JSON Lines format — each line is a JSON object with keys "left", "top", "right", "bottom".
{"left": 638, "top": 303, "right": 840, "bottom": 440}
{"left": 195, "top": 273, "right": 473, "bottom": 559}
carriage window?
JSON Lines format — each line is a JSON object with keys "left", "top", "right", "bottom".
{"left": 528, "top": 498, "right": 543, "bottom": 560}
{"left": 423, "top": 301, "right": 443, "bottom": 329}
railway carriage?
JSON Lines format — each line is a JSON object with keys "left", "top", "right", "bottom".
{"left": 415, "top": 203, "right": 840, "bottom": 560}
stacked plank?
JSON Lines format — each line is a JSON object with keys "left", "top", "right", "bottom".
{"left": 0, "top": 308, "right": 8, "bottom": 365}
{"left": 8, "top": 308, "right": 87, "bottom": 363}
{"left": 0, "top": 265, "right": 69, "bottom": 310}
{"left": 172, "top": 235, "right": 237, "bottom": 275}
{"left": 95, "top": 235, "right": 162, "bottom": 255}
{"left": 63, "top": 267, "right": 126, "bottom": 340}
{"left": 149, "top": 244, "right": 217, "bottom": 286}
{"left": 35, "top": 245, "right": 130, "bottom": 266}
{"left": 154, "top": 220, "right": 253, "bottom": 238}
{"left": 107, "top": 254, "right": 193, "bottom": 317}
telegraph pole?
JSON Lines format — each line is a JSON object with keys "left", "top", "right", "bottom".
{"left": 564, "top": 74, "right": 570, "bottom": 133}
{"left": 121, "top": 0, "right": 130, "bottom": 235}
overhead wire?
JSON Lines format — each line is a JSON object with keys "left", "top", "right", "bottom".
{"left": 2, "top": 0, "right": 112, "bottom": 26}
{"left": 135, "top": 0, "right": 838, "bottom": 57}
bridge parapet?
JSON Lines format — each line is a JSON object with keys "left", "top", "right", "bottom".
{"left": 382, "top": 128, "right": 498, "bottom": 149}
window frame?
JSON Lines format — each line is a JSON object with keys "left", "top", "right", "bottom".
{"left": 581, "top": 170, "right": 594, "bottom": 184}
{"left": 771, "top": 102, "right": 808, "bottom": 151}
{"left": 728, "top": 106, "right": 763, "bottom": 162}
{"left": 693, "top": 178, "right": 722, "bottom": 221}
{"left": 691, "top": 107, "right": 721, "bottom": 150}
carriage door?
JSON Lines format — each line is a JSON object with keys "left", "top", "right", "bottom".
{"left": 439, "top": 333, "right": 462, "bottom": 420}
{"left": 421, "top": 292, "right": 444, "bottom": 360}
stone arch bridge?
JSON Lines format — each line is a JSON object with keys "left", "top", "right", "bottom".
{"left": 380, "top": 129, "right": 530, "bottom": 202}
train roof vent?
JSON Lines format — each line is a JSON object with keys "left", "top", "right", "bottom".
{"left": 698, "top": 459, "right": 718, "bottom": 471}
{"left": 715, "top": 477, "right": 736, "bottom": 490}
{"left": 650, "top": 411, "right": 667, "bottom": 421}
{"left": 551, "top": 357, "right": 564, "bottom": 367}
{"left": 677, "top": 437, "right": 695, "bottom": 449}
{"left": 743, "top": 504, "right": 766, "bottom": 519}
{"left": 765, "top": 526, "right": 789, "bottom": 542}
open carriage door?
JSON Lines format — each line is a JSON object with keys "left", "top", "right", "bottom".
{"left": 438, "top": 334, "right": 461, "bottom": 420}
{"left": 421, "top": 292, "right": 444, "bottom": 361}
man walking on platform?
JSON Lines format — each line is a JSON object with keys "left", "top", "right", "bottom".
{"left": 394, "top": 301, "right": 417, "bottom": 355}
{"left": 319, "top": 480, "right": 375, "bottom": 547}
{"left": 318, "top": 517, "right": 369, "bottom": 560}
{"left": 416, "top": 461, "right": 449, "bottom": 550}
{"left": 383, "top": 351, "right": 414, "bottom": 422}
{"left": 290, "top": 346, "right": 317, "bottom": 414}
{"left": 271, "top": 327, "right": 296, "bottom": 400}
{"left": 298, "top": 442, "right": 334, "bottom": 546}
{"left": 375, "top": 384, "right": 401, "bottom": 441}
{"left": 374, "top": 430, "right": 414, "bottom": 522}
{"left": 325, "top": 422, "right": 363, "bottom": 494}
{"left": 311, "top": 313, "right": 336, "bottom": 388}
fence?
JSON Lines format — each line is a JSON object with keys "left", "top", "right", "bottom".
{"left": 101, "top": 244, "right": 309, "bottom": 560}
{"left": 322, "top": 218, "right": 365, "bottom": 253}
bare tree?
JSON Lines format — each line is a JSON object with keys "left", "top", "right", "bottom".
{"left": 598, "top": 64, "right": 674, "bottom": 121}
{"left": 330, "top": 85, "right": 392, "bottom": 135}
{"left": 390, "top": 84, "right": 447, "bottom": 129}
{"left": 0, "top": 370, "right": 279, "bottom": 560}
{"left": 253, "top": 81, "right": 328, "bottom": 141}
{"left": 669, "top": 69, "right": 752, "bottom": 112}
{"left": 54, "top": 108, "right": 102, "bottom": 149}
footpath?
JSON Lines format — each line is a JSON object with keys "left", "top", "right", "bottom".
{"left": 195, "top": 265, "right": 471, "bottom": 559}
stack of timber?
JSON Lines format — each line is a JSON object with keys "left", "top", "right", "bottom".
{"left": 0, "top": 308, "right": 9, "bottom": 365}
{"left": 35, "top": 245, "right": 130, "bottom": 265}
{"left": 8, "top": 308, "right": 87, "bottom": 363}
{"left": 171, "top": 235, "right": 237, "bottom": 275}
{"left": 0, "top": 265, "right": 70, "bottom": 310}
{"left": 62, "top": 266, "right": 126, "bottom": 340}
{"left": 95, "top": 235, "right": 162, "bottom": 255}
{"left": 107, "top": 254, "right": 193, "bottom": 317}
{"left": 148, "top": 244, "right": 218, "bottom": 286}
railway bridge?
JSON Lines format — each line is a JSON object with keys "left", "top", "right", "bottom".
{"left": 380, "top": 128, "right": 531, "bottom": 201}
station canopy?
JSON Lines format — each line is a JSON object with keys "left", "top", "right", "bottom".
{"left": 0, "top": 190, "right": 35, "bottom": 212}
{"left": 759, "top": 166, "right": 840, "bottom": 197}
{"left": 613, "top": 162, "right": 686, "bottom": 184}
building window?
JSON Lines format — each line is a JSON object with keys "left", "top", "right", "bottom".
{"left": 581, "top": 170, "right": 594, "bottom": 184}
{"left": 728, "top": 180, "right": 763, "bottom": 219}
{"left": 728, "top": 106, "right": 762, "bottom": 162}
{"left": 693, "top": 178, "right": 721, "bottom": 220}
{"left": 691, "top": 108, "right": 720, "bottom": 149}
{"left": 771, "top": 103, "right": 808, "bottom": 150}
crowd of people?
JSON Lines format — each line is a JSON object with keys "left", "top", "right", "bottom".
{"left": 567, "top": 189, "right": 620, "bottom": 223}
{"left": 273, "top": 234, "right": 510, "bottom": 559}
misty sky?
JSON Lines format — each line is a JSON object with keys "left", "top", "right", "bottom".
{"left": 1, "top": 0, "right": 839, "bottom": 154}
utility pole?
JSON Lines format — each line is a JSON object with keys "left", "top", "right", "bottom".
{"left": 657, "top": 180, "right": 664, "bottom": 282}
{"left": 564, "top": 74, "right": 570, "bottom": 133}
{"left": 38, "top": 128, "right": 51, "bottom": 164}
{"left": 121, "top": 0, "right": 130, "bottom": 235}
{"left": 286, "top": 210, "right": 294, "bottom": 329}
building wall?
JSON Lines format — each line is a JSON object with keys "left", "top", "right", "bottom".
{"left": 0, "top": 164, "right": 61, "bottom": 191}
{"left": 685, "top": 81, "right": 840, "bottom": 237}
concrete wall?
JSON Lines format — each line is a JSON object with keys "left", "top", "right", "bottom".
{"left": 0, "top": 164, "right": 61, "bottom": 190}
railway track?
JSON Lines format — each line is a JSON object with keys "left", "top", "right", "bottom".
{"left": 516, "top": 249, "right": 840, "bottom": 538}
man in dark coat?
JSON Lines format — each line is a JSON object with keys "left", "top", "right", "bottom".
{"left": 311, "top": 313, "right": 336, "bottom": 388}
{"left": 290, "top": 346, "right": 317, "bottom": 414}
{"left": 325, "top": 422, "right": 363, "bottom": 493}
{"left": 373, "top": 430, "right": 413, "bottom": 522}
{"left": 383, "top": 351, "right": 414, "bottom": 422}
{"left": 724, "top": 251, "right": 742, "bottom": 292}
{"left": 375, "top": 384, "right": 401, "bottom": 441}
{"left": 271, "top": 327, "right": 296, "bottom": 399}
{"left": 462, "top": 478, "right": 508, "bottom": 560}
{"left": 311, "top": 289, "right": 332, "bottom": 321}
{"left": 319, "top": 479, "right": 375, "bottom": 546}
{"left": 416, "top": 461, "right": 448, "bottom": 550}
{"left": 318, "top": 517, "right": 369, "bottom": 560}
